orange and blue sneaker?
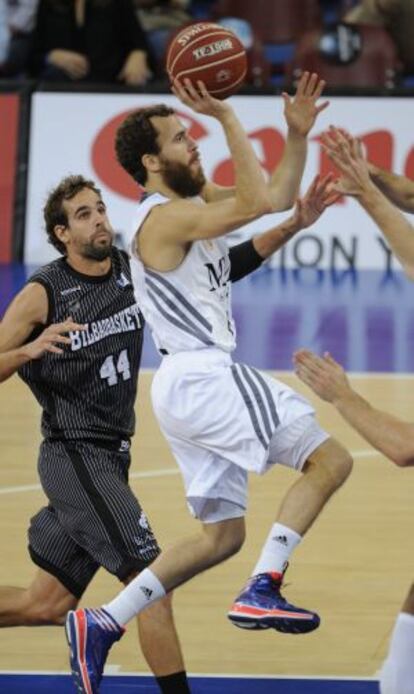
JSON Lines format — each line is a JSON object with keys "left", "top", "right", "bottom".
{"left": 65, "top": 607, "right": 124, "bottom": 693}
{"left": 227, "top": 572, "right": 320, "bottom": 634}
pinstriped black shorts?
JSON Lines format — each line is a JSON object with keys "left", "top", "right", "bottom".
{"left": 28, "top": 440, "right": 161, "bottom": 599}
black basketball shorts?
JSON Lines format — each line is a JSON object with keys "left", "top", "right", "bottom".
{"left": 28, "top": 440, "right": 161, "bottom": 599}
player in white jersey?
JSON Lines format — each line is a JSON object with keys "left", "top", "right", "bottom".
{"left": 66, "top": 74, "right": 353, "bottom": 692}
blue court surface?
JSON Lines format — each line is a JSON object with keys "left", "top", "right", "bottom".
{"left": 1, "top": 264, "right": 413, "bottom": 373}
{"left": 0, "top": 673, "right": 379, "bottom": 693}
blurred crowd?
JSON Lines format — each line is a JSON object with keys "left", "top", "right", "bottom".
{"left": 0, "top": 0, "right": 198, "bottom": 84}
{"left": 0, "top": 0, "right": 413, "bottom": 88}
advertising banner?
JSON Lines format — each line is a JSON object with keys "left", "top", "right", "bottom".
{"left": 25, "top": 92, "right": 414, "bottom": 269}
{"left": 0, "top": 93, "right": 20, "bottom": 263}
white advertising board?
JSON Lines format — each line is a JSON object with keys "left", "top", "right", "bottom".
{"left": 25, "top": 92, "right": 414, "bottom": 269}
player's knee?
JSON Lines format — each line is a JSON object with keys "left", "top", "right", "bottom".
{"left": 305, "top": 442, "right": 353, "bottom": 492}
{"left": 330, "top": 448, "right": 353, "bottom": 487}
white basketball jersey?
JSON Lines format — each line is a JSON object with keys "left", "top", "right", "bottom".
{"left": 129, "top": 192, "right": 237, "bottom": 355}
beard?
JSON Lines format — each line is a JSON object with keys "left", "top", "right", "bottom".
{"left": 81, "top": 234, "right": 113, "bottom": 261}
{"left": 160, "top": 157, "right": 206, "bottom": 198}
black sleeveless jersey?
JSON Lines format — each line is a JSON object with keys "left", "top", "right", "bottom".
{"left": 18, "top": 248, "right": 144, "bottom": 442}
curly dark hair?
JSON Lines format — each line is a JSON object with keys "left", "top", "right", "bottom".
{"left": 115, "top": 104, "right": 175, "bottom": 185}
{"left": 43, "top": 175, "right": 102, "bottom": 255}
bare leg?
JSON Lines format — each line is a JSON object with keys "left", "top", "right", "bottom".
{"left": 0, "top": 568, "right": 77, "bottom": 626}
{"left": 276, "top": 437, "right": 353, "bottom": 534}
{"left": 119, "top": 519, "right": 244, "bottom": 679}
{"left": 137, "top": 594, "right": 186, "bottom": 676}
{"left": 227, "top": 438, "right": 352, "bottom": 633}
{"left": 122, "top": 571, "right": 186, "bottom": 676}
{"left": 149, "top": 517, "right": 246, "bottom": 591}
{"left": 66, "top": 519, "right": 246, "bottom": 692}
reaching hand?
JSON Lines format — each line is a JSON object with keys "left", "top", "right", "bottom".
{"left": 171, "top": 78, "right": 232, "bottom": 119}
{"left": 293, "top": 349, "right": 352, "bottom": 404}
{"left": 282, "top": 72, "right": 329, "bottom": 137}
{"left": 321, "top": 127, "right": 374, "bottom": 197}
{"left": 290, "top": 173, "right": 339, "bottom": 230}
{"left": 21, "top": 319, "right": 85, "bottom": 360}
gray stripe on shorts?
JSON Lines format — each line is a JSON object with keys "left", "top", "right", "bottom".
{"left": 239, "top": 364, "right": 273, "bottom": 441}
{"left": 146, "top": 269, "right": 213, "bottom": 332}
{"left": 231, "top": 364, "right": 268, "bottom": 449}
{"left": 247, "top": 366, "right": 280, "bottom": 430}
{"left": 147, "top": 287, "right": 214, "bottom": 346}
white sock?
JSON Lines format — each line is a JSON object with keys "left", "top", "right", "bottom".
{"left": 103, "top": 568, "right": 166, "bottom": 627}
{"left": 380, "top": 612, "right": 414, "bottom": 694}
{"left": 252, "top": 523, "right": 302, "bottom": 576}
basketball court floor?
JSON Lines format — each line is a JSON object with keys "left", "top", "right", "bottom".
{"left": 1, "top": 264, "right": 413, "bottom": 693}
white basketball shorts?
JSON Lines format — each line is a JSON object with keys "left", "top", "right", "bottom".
{"left": 151, "top": 348, "right": 329, "bottom": 522}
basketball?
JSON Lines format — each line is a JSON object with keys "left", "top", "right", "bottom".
{"left": 166, "top": 22, "right": 247, "bottom": 100}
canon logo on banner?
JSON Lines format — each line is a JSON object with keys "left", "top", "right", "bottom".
{"left": 92, "top": 113, "right": 414, "bottom": 202}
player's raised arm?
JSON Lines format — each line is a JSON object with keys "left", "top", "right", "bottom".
{"left": 228, "top": 174, "right": 338, "bottom": 282}
{"left": 334, "top": 128, "right": 414, "bottom": 213}
{"left": 252, "top": 173, "right": 338, "bottom": 260}
{"left": 171, "top": 78, "right": 272, "bottom": 221}
{"left": 368, "top": 163, "right": 414, "bottom": 213}
{"left": 268, "top": 72, "right": 329, "bottom": 212}
{"left": 322, "top": 127, "right": 414, "bottom": 279}
{"left": 202, "top": 72, "right": 329, "bottom": 209}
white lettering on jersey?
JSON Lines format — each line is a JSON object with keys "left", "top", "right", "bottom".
{"left": 69, "top": 304, "right": 142, "bottom": 352}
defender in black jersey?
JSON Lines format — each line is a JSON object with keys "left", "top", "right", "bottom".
{"left": 0, "top": 175, "right": 191, "bottom": 694}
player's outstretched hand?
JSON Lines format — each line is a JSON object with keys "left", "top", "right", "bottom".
{"left": 293, "top": 349, "right": 352, "bottom": 404}
{"left": 282, "top": 72, "right": 329, "bottom": 137}
{"left": 291, "top": 173, "right": 339, "bottom": 230}
{"left": 171, "top": 78, "right": 232, "bottom": 119}
{"left": 22, "top": 319, "right": 86, "bottom": 360}
{"left": 321, "top": 126, "right": 374, "bottom": 197}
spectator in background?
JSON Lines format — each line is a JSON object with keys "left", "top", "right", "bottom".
{"left": 344, "top": 0, "right": 414, "bottom": 72}
{"left": 133, "top": 0, "right": 191, "bottom": 66}
{"left": 0, "top": 0, "right": 39, "bottom": 77}
{"left": 30, "top": 0, "right": 155, "bottom": 85}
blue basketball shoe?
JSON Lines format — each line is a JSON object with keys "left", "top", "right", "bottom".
{"left": 227, "top": 572, "right": 320, "bottom": 634}
{"left": 65, "top": 608, "right": 124, "bottom": 693}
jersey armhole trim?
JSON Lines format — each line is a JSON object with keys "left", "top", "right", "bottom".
{"left": 28, "top": 278, "right": 54, "bottom": 326}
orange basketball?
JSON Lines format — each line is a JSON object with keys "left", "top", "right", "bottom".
{"left": 166, "top": 22, "right": 247, "bottom": 100}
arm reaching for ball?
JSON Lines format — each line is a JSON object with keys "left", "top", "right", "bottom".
{"left": 293, "top": 349, "right": 414, "bottom": 467}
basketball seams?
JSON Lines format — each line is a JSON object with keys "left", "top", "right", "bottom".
{"left": 166, "top": 22, "right": 232, "bottom": 69}
{"left": 206, "top": 69, "right": 247, "bottom": 96}
{"left": 166, "top": 21, "right": 247, "bottom": 99}
{"left": 167, "top": 29, "right": 241, "bottom": 76}
{"left": 174, "top": 52, "right": 247, "bottom": 86}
